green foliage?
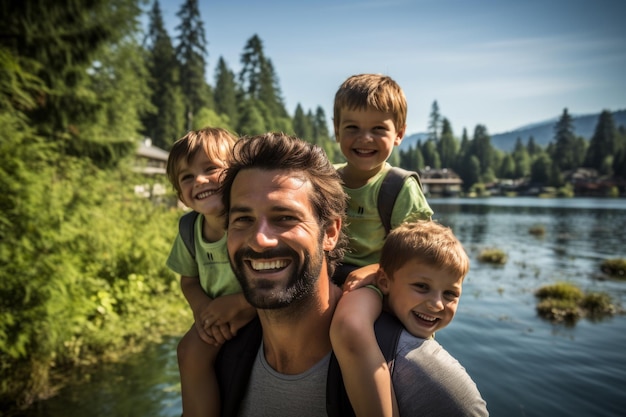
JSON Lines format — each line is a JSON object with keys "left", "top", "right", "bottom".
{"left": 477, "top": 248, "right": 507, "bottom": 264}
{"left": 600, "top": 258, "right": 626, "bottom": 279}
{"left": 535, "top": 282, "right": 583, "bottom": 301}
{"left": 535, "top": 282, "right": 621, "bottom": 323}
{"left": 0, "top": 145, "right": 188, "bottom": 407}
{"left": 528, "top": 224, "right": 546, "bottom": 236}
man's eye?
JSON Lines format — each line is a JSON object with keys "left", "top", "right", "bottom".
{"left": 231, "top": 215, "right": 252, "bottom": 224}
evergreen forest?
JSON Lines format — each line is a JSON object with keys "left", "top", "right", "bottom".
{"left": 1, "top": 0, "right": 625, "bottom": 412}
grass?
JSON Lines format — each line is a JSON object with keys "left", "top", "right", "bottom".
{"left": 600, "top": 258, "right": 626, "bottom": 279}
{"left": 477, "top": 248, "right": 507, "bottom": 265}
{"left": 535, "top": 282, "right": 622, "bottom": 323}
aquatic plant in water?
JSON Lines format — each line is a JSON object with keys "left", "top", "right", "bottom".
{"left": 477, "top": 248, "right": 507, "bottom": 265}
{"left": 600, "top": 258, "right": 626, "bottom": 279}
{"left": 535, "top": 282, "right": 621, "bottom": 323}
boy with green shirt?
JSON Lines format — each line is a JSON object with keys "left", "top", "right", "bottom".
{"left": 331, "top": 74, "right": 434, "bottom": 417}
{"left": 331, "top": 73, "right": 433, "bottom": 285}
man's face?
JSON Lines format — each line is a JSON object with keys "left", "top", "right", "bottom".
{"left": 226, "top": 168, "right": 328, "bottom": 309}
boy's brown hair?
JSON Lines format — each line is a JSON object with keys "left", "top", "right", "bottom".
{"left": 333, "top": 73, "right": 407, "bottom": 133}
{"left": 166, "top": 127, "right": 237, "bottom": 198}
{"left": 379, "top": 221, "right": 470, "bottom": 280}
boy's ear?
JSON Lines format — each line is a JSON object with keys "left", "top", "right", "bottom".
{"left": 376, "top": 268, "right": 391, "bottom": 295}
{"left": 394, "top": 124, "right": 407, "bottom": 146}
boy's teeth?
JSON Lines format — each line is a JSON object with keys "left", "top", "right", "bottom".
{"left": 416, "top": 312, "right": 436, "bottom": 322}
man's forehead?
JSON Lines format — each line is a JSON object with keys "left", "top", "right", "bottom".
{"left": 230, "top": 169, "right": 312, "bottom": 205}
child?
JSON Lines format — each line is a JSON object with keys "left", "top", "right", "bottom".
{"left": 330, "top": 220, "right": 470, "bottom": 417}
{"left": 331, "top": 73, "right": 433, "bottom": 285}
{"left": 165, "top": 127, "right": 256, "bottom": 417}
{"left": 330, "top": 73, "right": 432, "bottom": 417}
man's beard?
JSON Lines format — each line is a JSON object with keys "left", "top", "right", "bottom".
{"left": 230, "top": 240, "right": 325, "bottom": 310}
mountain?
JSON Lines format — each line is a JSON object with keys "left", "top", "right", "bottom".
{"left": 400, "top": 109, "right": 626, "bottom": 153}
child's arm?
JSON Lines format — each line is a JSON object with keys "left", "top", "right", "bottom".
{"left": 330, "top": 285, "right": 399, "bottom": 417}
{"left": 180, "top": 275, "right": 216, "bottom": 345}
{"left": 342, "top": 263, "right": 380, "bottom": 293}
{"left": 202, "top": 293, "right": 257, "bottom": 344}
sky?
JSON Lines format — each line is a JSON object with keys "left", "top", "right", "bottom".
{"left": 154, "top": 0, "right": 626, "bottom": 135}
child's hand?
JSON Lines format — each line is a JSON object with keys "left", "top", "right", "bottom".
{"left": 201, "top": 293, "right": 257, "bottom": 340}
{"left": 342, "top": 263, "right": 380, "bottom": 293}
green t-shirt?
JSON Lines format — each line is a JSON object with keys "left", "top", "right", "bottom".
{"left": 336, "top": 163, "right": 434, "bottom": 267}
{"left": 166, "top": 213, "right": 241, "bottom": 298}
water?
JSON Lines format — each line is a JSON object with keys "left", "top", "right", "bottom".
{"left": 21, "top": 197, "right": 626, "bottom": 417}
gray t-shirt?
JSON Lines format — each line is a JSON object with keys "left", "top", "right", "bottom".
{"left": 237, "top": 331, "right": 488, "bottom": 416}
{"left": 237, "top": 341, "right": 331, "bottom": 417}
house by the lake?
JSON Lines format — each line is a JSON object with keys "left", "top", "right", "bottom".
{"left": 419, "top": 167, "right": 463, "bottom": 197}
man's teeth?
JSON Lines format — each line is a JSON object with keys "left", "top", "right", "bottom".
{"left": 415, "top": 312, "right": 437, "bottom": 322}
{"left": 251, "top": 260, "right": 288, "bottom": 271}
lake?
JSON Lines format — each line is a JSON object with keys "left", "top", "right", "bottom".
{"left": 21, "top": 197, "right": 626, "bottom": 417}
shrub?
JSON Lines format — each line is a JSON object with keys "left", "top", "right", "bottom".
{"left": 600, "top": 258, "right": 626, "bottom": 279}
{"left": 528, "top": 224, "right": 546, "bottom": 236}
{"left": 477, "top": 248, "right": 507, "bottom": 265}
{"left": 535, "top": 282, "right": 583, "bottom": 302}
{"left": 535, "top": 282, "right": 621, "bottom": 323}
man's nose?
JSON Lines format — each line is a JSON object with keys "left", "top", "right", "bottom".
{"left": 249, "top": 219, "right": 278, "bottom": 251}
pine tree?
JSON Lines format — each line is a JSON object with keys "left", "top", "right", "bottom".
{"left": 437, "top": 118, "right": 458, "bottom": 168}
{"left": 175, "top": 0, "right": 211, "bottom": 129}
{"left": 238, "top": 35, "right": 289, "bottom": 131}
{"left": 427, "top": 100, "right": 441, "bottom": 141}
{"left": 213, "top": 56, "right": 238, "bottom": 130}
{"left": 421, "top": 139, "right": 441, "bottom": 169}
{"left": 551, "top": 108, "right": 578, "bottom": 171}
{"left": 293, "top": 104, "right": 313, "bottom": 140}
{"left": 527, "top": 135, "right": 541, "bottom": 156}
{"left": 1, "top": 0, "right": 142, "bottom": 153}
{"left": 144, "top": 0, "right": 185, "bottom": 148}
{"left": 470, "top": 124, "right": 495, "bottom": 176}
{"left": 584, "top": 110, "right": 617, "bottom": 173}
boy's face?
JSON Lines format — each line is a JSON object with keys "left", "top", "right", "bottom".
{"left": 176, "top": 151, "right": 227, "bottom": 217}
{"left": 335, "top": 107, "right": 405, "bottom": 174}
{"left": 377, "top": 259, "right": 463, "bottom": 339}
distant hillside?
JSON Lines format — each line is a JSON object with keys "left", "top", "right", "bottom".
{"left": 400, "top": 109, "right": 626, "bottom": 153}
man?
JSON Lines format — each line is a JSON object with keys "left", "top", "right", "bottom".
{"left": 215, "top": 132, "right": 488, "bottom": 416}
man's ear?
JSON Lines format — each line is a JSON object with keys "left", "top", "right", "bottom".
{"left": 376, "top": 268, "right": 391, "bottom": 295}
{"left": 323, "top": 217, "right": 341, "bottom": 251}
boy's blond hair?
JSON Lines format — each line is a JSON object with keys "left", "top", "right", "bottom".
{"left": 333, "top": 73, "right": 407, "bottom": 133}
{"left": 166, "top": 127, "right": 237, "bottom": 198}
{"left": 380, "top": 221, "right": 470, "bottom": 280}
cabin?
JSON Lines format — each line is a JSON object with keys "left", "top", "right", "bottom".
{"left": 133, "top": 138, "right": 169, "bottom": 199}
{"left": 419, "top": 167, "right": 463, "bottom": 197}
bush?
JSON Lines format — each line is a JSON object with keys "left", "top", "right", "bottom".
{"left": 0, "top": 146, "right": 189, "bottom": 409}
{"left": 600, "top": 258, "right": 626, "bottom": 279}
{"left": 535, "top": 282, "right": 621, "bottom": 323}
{"left": 528, "top": 224, "right": 546, "bottom": 236}
{"left": 477, "top": 248, "right": 507, "bottom": 265}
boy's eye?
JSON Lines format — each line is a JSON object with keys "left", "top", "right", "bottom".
{"left": 179, "top": 173, "right": 194, "bottom": 182}
{"left": 412, "top": 283, "right": 428, "bottom": 291}
{"left": 445, "top": 291, "right": 460, "bottom": 299}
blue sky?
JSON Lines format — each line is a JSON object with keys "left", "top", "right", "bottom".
{"left": 155, "top": 0, "right": 626, "bottom": 135}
